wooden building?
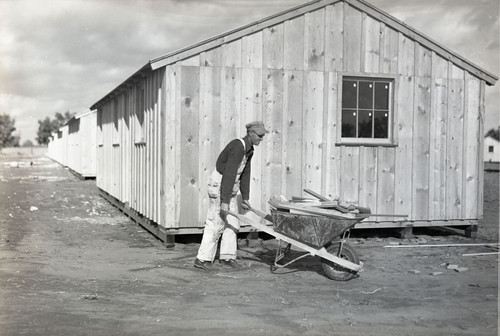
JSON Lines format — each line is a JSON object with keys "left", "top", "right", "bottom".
{"left": 90, "top": 0, "right": 497, "bottom": 241}
{"left": 48, "top": 110, "right": 97, "bottom": 178}
{"left": 484, "top": 134, "right": 500, "bottom": 163}
{"left": 47, "top": 131, "right": 60, "bottom": 163}
{"left": 47, "top": 127, "right": 68, "bottom": 167}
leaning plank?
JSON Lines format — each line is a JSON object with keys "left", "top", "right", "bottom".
{"left": 303, "top": 189, "right": 372, "bottom": 214}
{"left": 304, "top": 188, "right": 329, "bottom": 201}
{"left": 384, "top": 243, "right": 500, "bottom": 248}
{"left": 462, "top": 252, "right": 500, "bottom": 257}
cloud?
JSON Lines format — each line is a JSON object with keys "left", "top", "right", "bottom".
{"left": 372, "top": 0, "right": 499, "bottom": 128}
{"left": 372, "top": 0, "right": 499, "bottom": 72}
{"left": 0, "top": 0, "right": 498, "bottom": 142}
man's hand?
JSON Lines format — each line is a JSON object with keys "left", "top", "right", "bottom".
{"left": 219, "top": 202, "right": 229, "bottom": 221}
{"left": 241, "top": 200, "right": 251, "bottom": 211}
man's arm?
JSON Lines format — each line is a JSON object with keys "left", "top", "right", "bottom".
{"left": 239, "top": 152, "right": 253, "bottom": 202}
{"left": 217, "top": 140, "right": 245, "bottom": 204}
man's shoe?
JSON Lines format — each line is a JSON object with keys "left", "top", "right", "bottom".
{"left": 220, "top": 259, "right": 243, "bottom": 269}
{"left": 194, "top": 259, "right": 213, "bottom": 271}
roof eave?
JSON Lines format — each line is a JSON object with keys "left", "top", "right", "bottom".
{"left": 91, "top": 0, "right": 497, "bottom": 111}
{"left": 149, "top": 0, "right": 341, "bottom": 70}
{"left": 150, "top": 0, "right": 497, "bottom": 85}
{"left": 90, "top": 63, "right": 153, "bottom": 110}
{"left": 345, "top": 0, "right": 497, "bottom": 85}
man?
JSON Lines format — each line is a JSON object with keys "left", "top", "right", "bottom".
{"left": 194, "top": 121, "right": 269, "bottom": 270}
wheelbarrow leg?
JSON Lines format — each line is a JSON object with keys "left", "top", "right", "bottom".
{"left": 272, "top": 241, "right": 292, "bottom": 272}
{"left": 272, "top": 240, "right": 316, "bottom": 273}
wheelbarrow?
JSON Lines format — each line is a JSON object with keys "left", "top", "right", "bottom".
{"left": 228, "top": 201, "right": 366, "bottom": 281}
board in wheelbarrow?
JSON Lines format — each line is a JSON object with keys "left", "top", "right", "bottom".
{"left": 271, "top": 210, "right": 362, "bottom": 248}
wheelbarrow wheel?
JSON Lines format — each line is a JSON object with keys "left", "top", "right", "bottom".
{"left": 321, "top": 242, "right": 359, "bottom": 281}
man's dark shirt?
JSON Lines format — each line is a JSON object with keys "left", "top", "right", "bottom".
{"left": 216, "top": 136, "right": 254, "bottom": 204}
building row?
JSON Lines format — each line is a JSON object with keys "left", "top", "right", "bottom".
{"left": 48, "top": 0, "right": 497, "bottom": 242}
{"left": 47, "top": 110, "right": 97, "bottom": 179}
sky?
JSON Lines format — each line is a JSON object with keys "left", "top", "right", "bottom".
{"left": 0, "top": 0, "right": 498, "bottom": 144}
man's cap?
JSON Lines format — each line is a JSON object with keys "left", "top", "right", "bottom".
{"left": 245, "top": 121, "right": 269, "bottom": 136}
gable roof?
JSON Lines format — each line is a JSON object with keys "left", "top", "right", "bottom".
{"left": 485, "top": 135, "right": 500, "bottom": 143}
{"left": 91, "top": 0, "right": 497, "bottom": 109}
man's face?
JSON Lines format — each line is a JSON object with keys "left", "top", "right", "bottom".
{"left": 250, "top": 130, "right": 264, "bottom": 146}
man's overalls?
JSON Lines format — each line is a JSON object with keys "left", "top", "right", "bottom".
{"left": 196, "top": 138, "right": 247, "bottom": 262}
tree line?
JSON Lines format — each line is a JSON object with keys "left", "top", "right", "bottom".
{"left": 0, "top": 111, "right": 74, "bottom": 149}
{"left": 485, "top": 127, "right": 500, "bottom": 141}
{"left": 35, "top": 111, "right": 74, "bottom": 145}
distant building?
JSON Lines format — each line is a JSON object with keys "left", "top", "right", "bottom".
{"left": 47, "top": 110, "right": 97, "bottom": 178}
{"left": 484, "top": 134, "right": 500, "bottom": 163}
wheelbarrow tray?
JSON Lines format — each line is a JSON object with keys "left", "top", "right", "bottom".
{"left": 272, "top": 210, "right": 363, "bottom": 248}
{"left": 228, "top": 210, "right": 363, "bottom": 273}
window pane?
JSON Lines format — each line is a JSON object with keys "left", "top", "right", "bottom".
{"left": 358, "top": 110, "right": 372, "bottom": 138}
{"left": 358, "top": 81, "right": 373, "bottom": 109}
{"left": 113, "top": 100, "right": 119, "bottom": 131}
{"left": 137, "top": 86, "right": 145, "bottom": 126}
{"left": 342, "top": 109, "right": 357, "bottom": 137}
{"left": 342, "top": 80, "right": 357, "bottom": 108}
{"left": 374, "top": 111, "right": 388, "bottom": 138}
{"left": 374, "top": 82, "right": 389, "bottom": 109}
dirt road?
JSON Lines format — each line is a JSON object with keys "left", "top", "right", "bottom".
{"left": 0, "top": 150, "right": 498, "bottom": 336}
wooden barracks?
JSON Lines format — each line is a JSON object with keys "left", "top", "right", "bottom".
{"left": 86, "top": 0, "right": 497, "bottom": 242}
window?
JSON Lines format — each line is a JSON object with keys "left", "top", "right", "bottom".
{"left": 134, "top": 83, "right": 145, "bottom": 144}
{"left": 489, "top": 146, "right": 494, "bottom": 153}
{"left": 341, "top": 77, "right": 393, "bottom": 143}
{"left": 97, "top": 110, "right": 103, "bottom": 145}
{"left": 112, "top": 98, "right": 119, "bottom": 144}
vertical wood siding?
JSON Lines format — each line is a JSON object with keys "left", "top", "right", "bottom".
{"left": 47, "top": 128, "right": 67, "bottom": 167}
{"left": 95, "top": 3, "right": 485, "bottom": 230}
{"left": 97, "top": 69, "right": 166, "bottom": 223}
{"left": 49, "top": 112, "right": 96, "bottom": 178}
{"left": 283, "top": 70, "right": 304, "bottom": 198}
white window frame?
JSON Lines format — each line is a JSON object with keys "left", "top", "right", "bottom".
{"left": 338, "top": 74, "right": 396, "bottom": 146}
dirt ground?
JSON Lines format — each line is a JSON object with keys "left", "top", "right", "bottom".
{"left": 0, "top": 150, "right": 498, "bottom": 336}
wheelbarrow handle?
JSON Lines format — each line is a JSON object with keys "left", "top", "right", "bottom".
{"left": 249, "top": 207, "right": 273, "bottom": 222}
